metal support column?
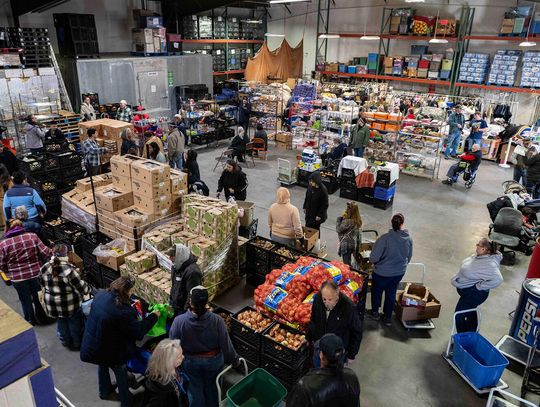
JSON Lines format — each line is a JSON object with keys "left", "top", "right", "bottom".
{"left": 450, "top": 6, "right": 474, "bottom": 96}
{"left": 315, "top": 0, "right": 331, "bottom": 68}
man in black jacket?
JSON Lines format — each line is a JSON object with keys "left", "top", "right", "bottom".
{"left": 524, "top": 146, "right": 540, "bottom": 199}
{"left": 217, "top": 160, "right": 248, "bottom": 201}
{"left": 287, "top": 333, "right": 361, "bottom": 407}
{"left": 303, "top": 171, "right": 329, "bottom": 230}
{"left": 307, "top": 281, "right": 362, "bottom": 366}
{"left": 170, "top": 244, "right": 202, "bottom": 316}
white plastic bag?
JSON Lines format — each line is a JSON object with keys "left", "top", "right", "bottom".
{"left": 92, "top": 238, "right": 128, "bottom": 258}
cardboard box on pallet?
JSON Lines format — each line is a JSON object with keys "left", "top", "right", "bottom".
{"left": 100, "top": 119, "right": 134, "bottom": 143}
{"left": 110, "top": 154, "right": 141, "bottom": 178}
{"left": 132, "top": 178, "right": 171, "bottom": 199}
{"left": 76, "top": 175, "right": 109, "bottom": 193}
{"left": 99, "top": 219, "right": 119, "bottom": 240}
{"left": 143, "top": 230, "right": 171, "bottom": 251}
{"left": 133, "top": 194, "right": 171, "bottom": 216}
{"left": 78, "top": 119, "right": 103, "bottom": 140}
{"left": 170, "top": 169, "right": 188, "bottom": 194}
{"left": 170, "top": 192, "right": 183, "bottom": 215}
{"left": 95, "top": 186, "right": 133, "bottom": 212}
{"left": 112, "top": 173, "right": 132, "bottom": 191}
{"left": 125, "top": 251, "right": 157, "bottom": 275}
{"left": 131, "top": 159, "right": 170, "bottom": 185}
{"left": 114, "top": 206, "right": 154, "bottom": 230}
{"left": 171, "top": 230, "right": 199, "bottom": 246}
{"left": 189, "top": 236, "right": 217, "bottom": 262}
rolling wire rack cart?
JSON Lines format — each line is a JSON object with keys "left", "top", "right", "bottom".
{"left": 277, "top": 157, "right": 298, "bottom": 186}
{"left": 397, "top": 262, "right": 435, "bottom": 330}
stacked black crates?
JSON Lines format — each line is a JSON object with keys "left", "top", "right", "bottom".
{"left": 231, "top": 306, "right": 268, "bottom": 370}
{"left": 245, "top": 236, "right": 276, "bottom": 287}
{"left": 227, "top": 17, "right": 241, "bottom": 39}
{"left": 213, "top": 16, "right": 226, "bottom": 39}
{"left": 80, "top": 232, "right": 112, "bottom": 289}
{"left": 6, "top": 27, "right": 51, "bottom": 68}
{"left": 373, "top": 170, "right": 396, "bottom": 210}
{"left": 339, "top": 168, "right": 358, "bottom": 200}
{"left": 212, "top": 48, "right": 227, "bottom": 72}
{"left": 182, "top": 16, "right": 198, "bottom": 39}
{"left": 240, "top": 21, "right": 264, "bottom": 40}
{"left": 53, "top": 13, "right": 99, "bottom": 58}
{"left": 198, "top": 16, "right": 213, "bottom": 39}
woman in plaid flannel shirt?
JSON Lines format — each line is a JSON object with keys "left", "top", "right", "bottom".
{"left": 40, "top": 244, "right": 90, "bottom": 350}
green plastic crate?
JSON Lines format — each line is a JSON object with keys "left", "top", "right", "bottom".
{"left": 227, "top": 368, "right": 287, "bottom": 407}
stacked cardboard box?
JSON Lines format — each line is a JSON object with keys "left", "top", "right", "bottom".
{"left": 521, "top": 51, "right": 540, "bottom": 88}
{"left": 78, "top": 119, "right": 133, "bottom": 163}
{"left": 132, "top": 27, "right": 166, "bottom": 53}
{"left": 458, "top": 53, "right": 490, "bottom": 84}
{"left": 95, "top": 185, "right": 134, "bottom": 239}
{"left": 488, "top": 50, "right": 520, "bottom": 86}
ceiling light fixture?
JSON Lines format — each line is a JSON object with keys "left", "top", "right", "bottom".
{"left": 360, "top": 14, "right": 380, "bottom": 41}
{"left": 318, "top": 34, "right": 340, "bottom": 39}
{"left": 520, "top": 4, "right": 536, "bottom": 48}
{"left": 269, "top": 0, "right": 310, "bottom": 3}
{"left": 241, "top": 19, "right": 263, "bottom": 24}
{"left": 264, "top": 33, "right": 286, "bottom": 37}
{"left": 404, "top": 0, "right": 426, "bottom": 3}
{"left": 429, "top": 10, "right": 448, "bottom": 44}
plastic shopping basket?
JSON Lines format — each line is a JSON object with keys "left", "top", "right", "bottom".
{"left": 226, "top": 368, "right": 287, "bottom": 407}
{"left": 452, "top": 332, "right": 509, "bottom": 389}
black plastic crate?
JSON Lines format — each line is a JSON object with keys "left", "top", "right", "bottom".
{"left": 261, "top": 323, "right": 309, "bottom": 368}
{"left": 260, "top": 353, "right": 309, "bottom": 389}
{"left": 239, "top": 218, "right": 258, "bottom": 240}
{"left": 43, "top": 139, "right": 68, "bottom": 153}
{"left": 81, "top": 232, "right": 112, "bottom": 256}
{"left": 357, "top": 187, "right": 374, "bottom": 204}
{"left": 231, "top": 336, "right": 260, "bottom": 367}
{"left": 246, "top": 236, "right": 276, "bottom": 269}
{"left": 101, "top": 265, "right": 120, "bottom": 288}
{"left": 270, "top": 244, "right": 304, "bottom": 269}
{"left": 297, "top": 169, "right": 310, "bottom": 188}
{"left": 340, "top": 186, "right": 358, "bottom": 201}
{"left": 41, "top": 190, "right": 61, "bottom": 207}
{"left": 28, "top": 174, "right": 58, "bottom": 195}
{"left": 322, "top": 178, "right": 339, "bottom": 194}
{"left": 246, "top": 272, "right": 266, "bottom": 287}
{"left": 340, "top": 176, "right": 357, "bottom": 188}
{"left": 375, "top": 170, "right": 392, "bottom": 188}
{"left": 341, "top": 168, "right": 356, "bottom": 179}
{"left": 18, "top": 154, "right": 45, "bottom": 174}
{"left": 83, "top": 264, "right": 102, "bottom": 289}
{"left": 55, "top": 220, "right": 86, "bottom": 245}
{"left": 43, "top": 153, "right": 60, "bottom": 170}
{"left": 51, "top": 151, "right": 81, "bottom": 167}
{"left": 61, "top": 163, "right": 84, "bottom": 179}
{"left": 231, "top": 306, "right": 273, "bottom": 348}
{"left": 245, "top": 258, "right": 271, "bottom": 276}
{"left": 373, "top": 197, "right": 394, "bottom": 210}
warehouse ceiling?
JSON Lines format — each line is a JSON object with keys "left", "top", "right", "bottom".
{"left": 162, "top": 0, "right": 270, "bottom": 16}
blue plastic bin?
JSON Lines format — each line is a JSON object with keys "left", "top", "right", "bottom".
{"left": 452, "top": 332, "right": 508, "bottom": 389}
{"left": 374, "top": 185, "right": 396, "bottom": 201}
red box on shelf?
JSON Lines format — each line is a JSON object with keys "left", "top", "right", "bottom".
{"left": 418, "top": 60, "right": 430, "bottom": 69}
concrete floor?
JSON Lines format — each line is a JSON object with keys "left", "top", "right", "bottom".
{"left": 0, "top": 141, "right": 538, "bottom": 406}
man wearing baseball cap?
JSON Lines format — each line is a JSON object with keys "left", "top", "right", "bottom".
{"left": 287, "top": 333, "right": 361, "bottom": 406}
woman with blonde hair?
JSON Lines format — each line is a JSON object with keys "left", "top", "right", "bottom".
{"left": 336, "top": 202, "right": 363, "bottom": 266}
{"left": 142, "top": 339, "right": 187, "bottom": 407}
{"left": 268, "top": 187, "right": 303, "bottom": 247}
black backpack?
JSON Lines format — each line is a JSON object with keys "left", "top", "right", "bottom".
{"left": 486, "top": 196, "right": 513, "bottom": 222}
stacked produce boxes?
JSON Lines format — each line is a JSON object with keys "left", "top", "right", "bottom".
{"left": 458, "top": 53, "right": 490, "bottom": 84}
{"left": 521, "top": 51, "right": 540, "bottom": 89}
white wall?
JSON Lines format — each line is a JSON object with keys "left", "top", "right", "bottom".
{"left": 267, "top": 0, "right": 540, "bottom": 125}
{"left": 18, "top": 0, "right": 161, "bottom": 53}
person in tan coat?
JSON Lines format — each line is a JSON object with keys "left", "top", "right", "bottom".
{"left": 268, "top": 187, "right": 303, "bottom": 247}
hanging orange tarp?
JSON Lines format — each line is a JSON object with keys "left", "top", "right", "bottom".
{"left": 244, "top": 39, "right": 303, "bottom": 83}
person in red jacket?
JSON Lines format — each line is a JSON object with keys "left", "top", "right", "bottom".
{"left": 442, "top": 143, "right": 482, "bottom": 186}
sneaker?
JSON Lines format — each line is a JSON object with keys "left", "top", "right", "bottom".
{"left": 368, "top": 310, "right": 380, "bottom": 321}
{"left": 383, "top": 317, "right": 392, "bottom": 326}
{"left": 444, "top": 156, "right": 450, "bottom": 160}
{"left": 442, "top": 179, "right": 453, "bottom": 185}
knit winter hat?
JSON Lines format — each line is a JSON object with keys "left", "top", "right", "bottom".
{"left": 173, "top": 244, "right": 191, "bottom": 268}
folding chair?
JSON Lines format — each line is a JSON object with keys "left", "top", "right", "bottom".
{"left": 251, "top": 137, "right": 267, "bottom": 160}
{"left": 244, "top": 142, "right": 256, "bottom": 168}
{"left": 213, "top": 148, "right": 235, "bottom": 172}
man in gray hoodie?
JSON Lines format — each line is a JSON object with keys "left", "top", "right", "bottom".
{"left": 24, "top": 115, "right": 46, "bottom": 154}
{"left": 369, "top": 213, "right": 413, "bottom": 326}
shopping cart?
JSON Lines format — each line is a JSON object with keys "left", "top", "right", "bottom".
{"left": 277, "top": 158, "right": 297, "bottom": 186}
{"left": 217, "top": 362, "right": 287, "bottom": 407}
{"left": 443, "top": 308, "right": 509, "bottom": 395}
{"left": 397, "top": 263, "right": 435, "bottom": 330}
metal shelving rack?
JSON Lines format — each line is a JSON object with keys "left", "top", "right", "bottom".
{"left": 314, "top": 2, "right": 540, "bottom": 97}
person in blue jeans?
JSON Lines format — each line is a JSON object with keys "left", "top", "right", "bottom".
{"left": 80, "top": 277, "right": 159, "bottom": 406}
{"left": 369, "top": 213, "right": 413, "bottom": 326}
{"left": 445, "top": 105, "right": 465, "bottom": 159}
{"left": 451, "top": 238, "right": 503, "bottom": 333}
{"left": 169, "top": 286, "right": 240, "bottom": 407}
{"left": 466, "top": 112, "right": 488, "bottom": 151}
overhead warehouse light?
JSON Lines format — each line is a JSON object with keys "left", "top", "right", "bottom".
{"left": 242, "top": 19, "right": 263, "bottom": 24}
{"left": 318, "top": 34, "right": 340, "bottom": 39}
{"left": 361, "top": 35, "right": 381, "bottom": 41}
{"left": 404, "top": 0, "right": 426, "bottom": 3}
{"left": 265, "top": 33, "right": 286, "bottom": 37}
{"left": 269, "top": 0, "right": 311, "bottom": 3}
